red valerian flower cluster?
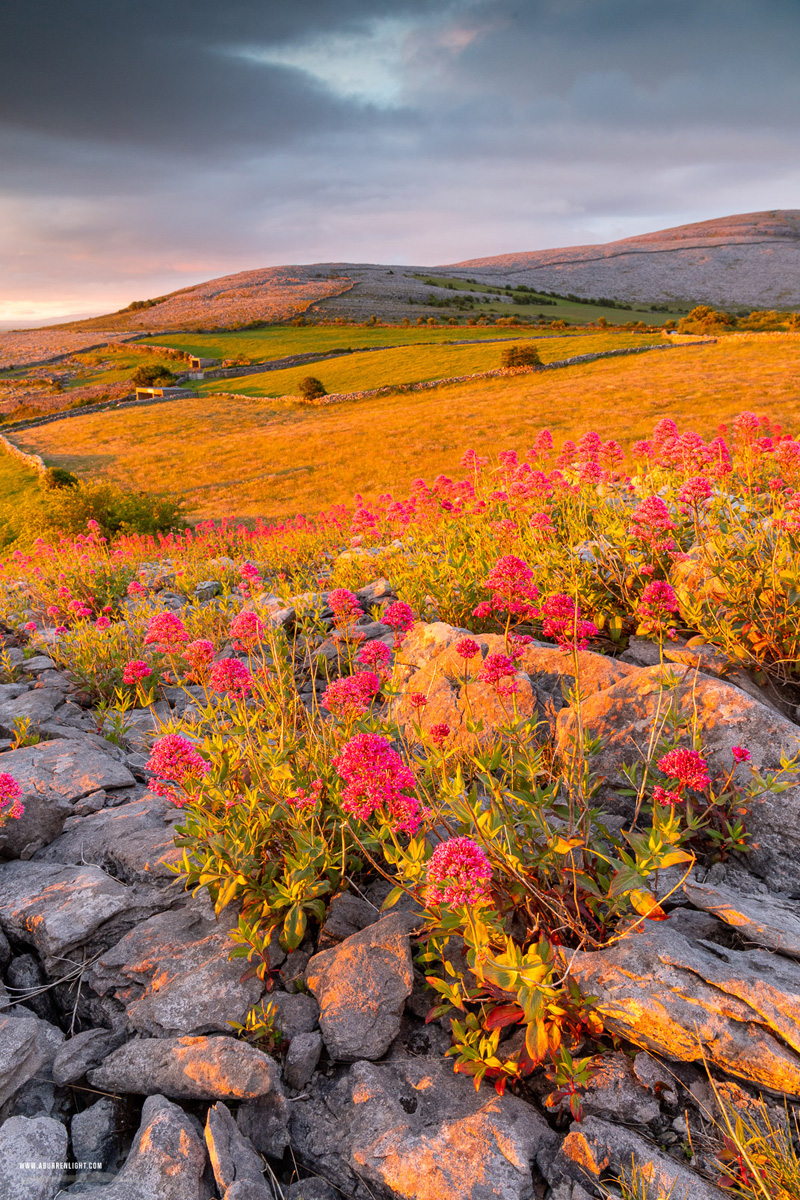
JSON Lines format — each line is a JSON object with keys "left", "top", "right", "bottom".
{"left": 383, "top": 601, "right": 415, "bottom": 640}
{"left": 731, "top": 745, "right": 751, "bottom": 764}
{"left": 183, "top": 639, "right": 215, "bottom": 675}
{"left": 657, "top": 748, "right": 711, "bottom": 792}
{"left": 637, "top": 581, "right": 679, "bottom": 626}
{"left": 628, "top": 496, "right": 676, "bottom": 552}
{"left": 356, "top": 640, "right": 392, "bottom": 674}
{"left": 144, "top": 612, "right": 189, "bottom": 653}
{"left": 426, "top": 837, "right": 493, "bottom": 906}
{"left": 479, "top": 555, "right": 539, "bottom": 620}
{"left": 146, "top": 734, "right": 209, "bottom": 807}
{"left": 208, "top": 658, "right": 254, "bottom": 699}
{"left": 322, "top": 671, "right": 380, "bottom": 717}
{"left": 677, "top": 475, "right": 714, "bottom": 506}
{"left": 229, "top": 610, "right": 266, "bottom": 650}
{"left": 122, "top": 659, "right": 151, "bottom": 685}
{"left": 333, "top": 733, "right": 420, "bottom": 834}
{"left": 540, "top": 594, "right": 598, "bottom": 652}
{"left": 0, "top": 773, "right": 24, "bottom": 822}
{"left": 453, "top": 637, "right": 480, "bottom": 660}
{"left": 477, "top": 652, "right": 518, "bottom": 696}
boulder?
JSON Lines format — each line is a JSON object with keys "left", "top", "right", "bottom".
{"left": 556, "top": 663, "right": 800, "bottom": 890}
{"left": 271, "top": 991, "right": 319, "bottom": 1041}
{"left": 566, "top": 1051, "right": 660, "bottom": 1124}
{"left": 283, "top": 1031, "right": 323, "bottom": 1091}
{"left": 205, "top": 1101, "right": 273, "bottom": 1200}
{"left": 52, "top": 1029, "right": 127, "bottom": 1087}
{"left": 684, "top": 880, "right": 800, "bottom": 958}
{"left": 87, "top": 903, "right": 264, "bottom": 1037}
{"left": 0, "top": 1114, "right": 67, "bottom": 1200}
{"left": 71, "top": 1097, "right": 124, "bottom": 1179}
{"left": 88, "top": 1035, "right": 281, "bottom": 1101}
{"left": 289, "top": 1057, "right": 557, "bottom": 1200}
{"left": 565, "top": 923, "right": 800, "bottom": 1096}
{"left": 0, "top": 1013, "right": 64, "bottom": 1108}
{"left": 516, "top": 643, "right": 637, "bottom": 703}
{"left": 0, "top": 689, "right": 63, "bottom": 738}
{"left": 0, "top": 860, "right": 167, "bottom": 971}
{"left": 0, "top": 739, "right": 135, "bottom": 859}
{"left": 549, "top": 1114, "right": 726, "bottom": 1199}
{"left": 65, "top": 1094, "right": 207, "bottom": 1200}
{"left": 317, "top": 891, "right": 379, "bottom": 945}
{"left": 235, "top": 1092, "right": 290, "bottom": 1160}
{"left": 6, "top": 954, "right": 57, "bottom": 1023}
{"left": 306, "top": 912, "right": 417, "bottom": 1061}
{"left": 34, "top": 792, "right": 183, "bottom": 883}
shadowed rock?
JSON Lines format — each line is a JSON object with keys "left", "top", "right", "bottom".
{"left": 205, "top": 1100, "right": 273, "bottom": 1200}
{"left": 0, "top": 1114, "right": 67, "bottom": 1200}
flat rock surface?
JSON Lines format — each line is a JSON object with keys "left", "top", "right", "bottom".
{"left": 556, "top": 663, "right": 800, "bottom": 890}
{"left": 0, "top": 1012, "right": 64, "bottom": 1108}
{"left": 566, "top": 923, "right": 800, "bottom": 1097}
{"left": 306, "top": 912, "right": 416, "bottom": 1061}
{"left": 88, "top": 1035, "right": 282, "bottom": 1100}
{"left": 290, "top": 1057, "right": 557, "bottom": 1200}
{"left": 0, "top": 1114, "right": 68, "bottom": 1200}
{"left": 685, "top": 880, "right": 800, "bottom": 958}
{"left": 0, "top": 860, "right": 166, "bottom": 966}
{"left": 87, "top": 904, "right": 264, "bottom": 1037}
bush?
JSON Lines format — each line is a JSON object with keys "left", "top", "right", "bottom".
{"left": 298, "top": 377, "right": 327, "bottom": 401}
{"left": 41, "top": 481, "right": 188, "bottom": 538}
{"left": 130, "top": 364, "right": 177, "bottom": 388}
{"left": 501, "top": 344, "right": 542, "bottom": 368}
{"left": 40, "top": 467, "right": 78, "bottom": 490}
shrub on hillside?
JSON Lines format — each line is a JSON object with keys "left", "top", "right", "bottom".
{"left": 130, "top": 363, "right": 177, "bottom": 388}
{"left": 501, "top": 344, "right": 542, "bottom": 368}
{"left": 298, "top": 376, "right": 327, "bottom": 401}
{"left": 41, "top": 467, "right": 78, "bottom": 490}
{"left": 41, "top": 481, "right": 187, "bottom": 538}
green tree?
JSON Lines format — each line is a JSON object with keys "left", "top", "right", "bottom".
{"left": 298, "top": 377, "right": 327, "bottom": 401}
{"left": 130, "top": 363, "right": 177, "bottom": 388}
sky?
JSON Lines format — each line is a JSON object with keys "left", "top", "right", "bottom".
{"left": 1, "top": 0, "right": 799, "bottom": 324}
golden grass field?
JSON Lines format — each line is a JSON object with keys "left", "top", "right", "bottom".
{"left": 15, "top": 334, "right": 800, "bottom": 523}
{"left": 197, "top": 331, "right": 660, "bottom": 398}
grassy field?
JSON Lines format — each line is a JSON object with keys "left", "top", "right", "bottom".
{"left": 138, "top": 323, "right": 645, "bottom": 365}
{"left": 198, "top": 331, "right": 661, "bottom": 398}
{"left": 15, "top": 334, "right": 800, "bottom": 523}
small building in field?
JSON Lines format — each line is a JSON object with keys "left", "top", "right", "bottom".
{"left": 135, "top": 386, "right": 196, "bottom": 401}
{"left": 188, "top": 356, "right": 220, "bottom": 370}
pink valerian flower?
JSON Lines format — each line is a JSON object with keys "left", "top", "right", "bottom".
{"left": 677, "top": 476, "right": 713, "bottom": 506}
{"left": 657, "top": 748, "right": 710, "bottom": 792}
{"left": 146, "top": 734, "right": 209, "bottom": 807}
{"left": 322, "top": 671, "right": 380, "bottom": 717}
{"left": 229, "top": 610, "right": 266, "bottom": 650}
{"left": 637, "top": 581, "right": 679, "bottom": 623}
{"left": 127, "top": 580, "right": 146, "bottom": 597}
{"left": 54, "top": 626, "right": 67, "bottom": 636}
{"left": 69, "top": 600, "right": 93, "bottom": 619}
{"left": 732, "top": 745, "right": 751, "bottom": 764}
{"left": 482, "top": 555, "right": 539, "bottom": 620}
{"left": 333, "top": 733, "right": 419, "bottom": 835}
{"left": 23, "top": 621, "right": 37, "bottom": 633}
{"left": 46, "top": 605, "right": 60, "bottom": 619}
{"left": 653, "top": 785, "right": 683, "bottom": 807}
{"left": 454, "top": 637, "right": 481, "bottom": 660}
{"left": 327, "top": 588, "right": 363, "bottom": 634}
{"left": 122, "top": 659, "right": 152, "bottom": 685}
{"left": 144, "top": 611, "right": 189, "bottom": 653}
{"left": 540, "top": 594, "right": 598, "bottom": 652}
{"left": 383, "top": 601, "right": 415, "bottom": 636}
{"left": 356, "top": 640, "right": 392, "bottom": 675}
{"left": 208, "top": 658, "right": 253, "bottom": 699}
{"left": 529, "top": 511, "right": 554, "bottom": 537}
{"left": 426, "top": 837, "right": 493, "bottom": 906}
{"left": 95, "top": 616, "right": 111, "bottom": 630}
{"left": 507, "top": 633, "right": 534, "bottom": 662}
{"left": 0, "top": 773, "right": 24, "bottom": 823}
{"left": 183, "top": 639, "right": 215, "bottom": 676}
{"left": 408, "top": 692, "right": 428, "bottom": 710}
{"left": 288, "top": 778, "right": 323, "bottom": 811}
{"left": 477, "top": 653, "right": 518, "bottom": 696}
{"left": 472, "top": 600, "right": 493, "bottom": 621}
{"left": 629, "top": 497, "right": 676, "bottom": 551}
{"left": 733, "top": 411, "right": 762, "bottom": 442}
{"left": 429, "top": 722, "right": 451, "bottom": 747}
{"left": 460, "top": 448, "right": 489, "bottom": 472}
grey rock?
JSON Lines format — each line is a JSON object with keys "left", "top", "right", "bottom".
{"left": 575, "top": 1051, "right": 660, "bottom": 1124}
{"left": 306, "top": 912, "right": 417, "bottom": 1062}
{"left": 0, "top": 926, "right": 11, "bottom": 967}
{"left": 279, "top": 950, "right": 310, "bottom": 993}
{"left": 317, "top": 892, "right": 379, "bottom": 945}
{"left": 566, "top": 923, "right": 800, "bottom": 1097}
{"left": 205, "top": 1101, "right": 272, "bottom": 1200}
{"left": 685, "top": 880, "right": 800, "bottom": 958}
{"left": 115, "top": 702, "right": 171, "bottom": 752}
{"left": 235, "top": 1092, "right": 290, "bottom": 1160}
{"left": 285, "top": 1182, "right": 338, "bottom": 1200}
{"left": 52, "top": 1028, "right": 127, "bottom": 1086}
{"left": 0, "top": 683, "right": 29, "bottom": 702}
{"left": 89, "top": 1035, "right": 282, "bottom": 1100}
{"left": 87, "top": 904, "right": 264, "bottom": 1037}
{"left": 549, "top": 1114, "right": 726, "bottom": 1199}
{"left": 289, "top": 1057, "right": 557, "bottom": 1200}
{"left": 0, "top": 1013, "right": 64, "bottom": 1107}
{"left": 0, "top": 689, "right": 62, "bottom": 738}
{"left": 283, "top": 1032, "right": 322, "bottom": 1091}
{"left": 0, "top": 1115, "right": 67, "bottom": 1200}
{"left": 65, "top": 1094, "right": 207, "bottom": 1200}
{"left": 271, "top": 992, "right": 319, "bottom": 1040}
{"left": 71, "top": 1097, "right": 123, "bottom": 1176}
{"left": 355, "top": 579, "right": 395, "bottom": 603}
{"left": 72, "top": 788, "right": 108, "bottom": 816}
{"left": 0, "top": 739, "right": 134, "bottom": 858}
{"left": 194, "top": 581, "right": 222, "bottom": 601}
{"left": 21, "top": 656, "right": 56, "bottom": 674}
{"left": 34, "top": 792, "right": 183, "bottom": 883}
{"left": 6, "top": 954, "right": 57, "bottom": 1023}
{"left": 0, "top": 860, "right": 167, "bottom": 970}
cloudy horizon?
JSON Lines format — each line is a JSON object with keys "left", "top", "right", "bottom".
{"left": 2, "top": 0, "right": 798, "bottom": 323}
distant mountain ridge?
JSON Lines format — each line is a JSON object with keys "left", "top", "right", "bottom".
{"left": 50, "top": 210, "right": 800, "bottom": 333}
{"left": 448, "top": 210, "right": 800, "bottom": 308}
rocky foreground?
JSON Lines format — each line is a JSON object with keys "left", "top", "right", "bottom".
{"left": 0, "top": 576, "right": 798, "bottom": 1200}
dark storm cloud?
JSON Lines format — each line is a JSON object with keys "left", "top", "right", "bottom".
{"left": 1, "top": 0, "right": 799, "bottom": 317}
